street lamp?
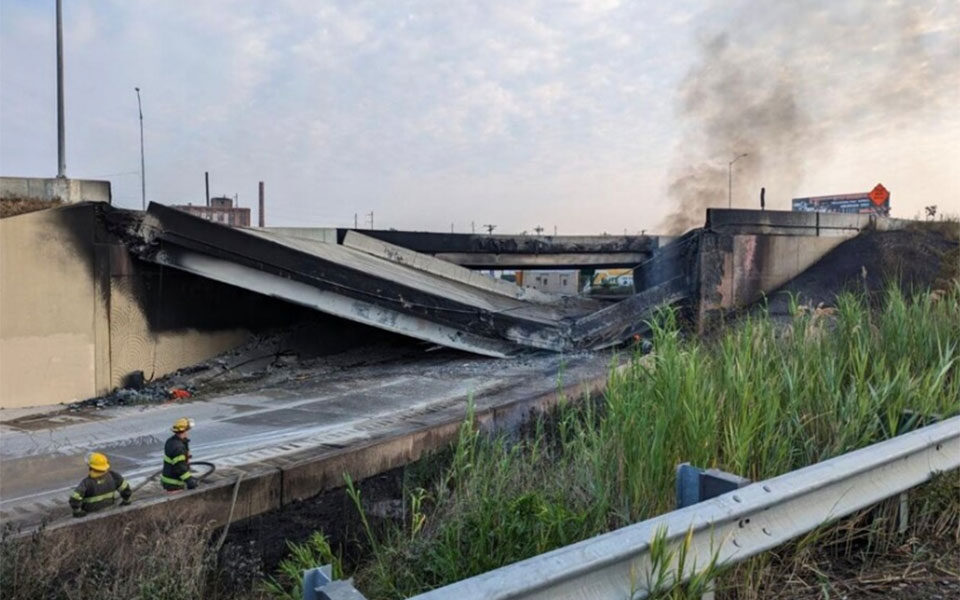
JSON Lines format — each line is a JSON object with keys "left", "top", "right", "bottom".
{"left": 727, "top": 153, "right": 749, "bottom": 209}
{"left": 135, "top": 87, "right": 146, "bottom": 210}
{"left": 56, "top": 0, "right": 66, "bottom": 178}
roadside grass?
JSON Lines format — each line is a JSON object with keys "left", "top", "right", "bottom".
{"left": 0, "top": 512, "right": 216, "bottom": 600}
{"left": 309, "top": 283, "right": 959, "bottom": 599}
{"left": 3, "top": 284, "right": 956, "bottom": 600}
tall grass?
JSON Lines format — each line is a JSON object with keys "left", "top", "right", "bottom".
{"left": 1, "top": 516, "right": 216, "bottom": 600}
{"left": 329, "top": 284, "right": 960, "bottom": 598}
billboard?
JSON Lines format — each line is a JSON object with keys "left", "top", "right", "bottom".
{"left": 792, "top": 183, "right": 890, "bottom": 216}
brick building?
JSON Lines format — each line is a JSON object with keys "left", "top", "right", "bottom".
{"left": 172, "top": 196, "right": 250, "bottom": 226}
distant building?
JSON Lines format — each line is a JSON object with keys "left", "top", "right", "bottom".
{"left": 591, "top": 269, "right": 634, "bottom": 289}
{"left": 517, "top": 270, "right": 579, "bottom": 295}
{"left": 172, "top": 196, "right": 250, "bottom": 226}
{"left": 792, "top": 183, "right": 890, "bottom": 217}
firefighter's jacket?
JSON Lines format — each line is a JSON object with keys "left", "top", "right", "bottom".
{"left": 69, "top": 470, "right": 131, "bottom": 516}
{"left": 162, "top": 435, "right": 195, "bottom": 490}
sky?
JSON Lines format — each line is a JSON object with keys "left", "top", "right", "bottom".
{"left": 1, "top": 0, "right": 958, "bottom": 233}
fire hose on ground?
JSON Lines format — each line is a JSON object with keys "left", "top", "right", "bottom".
{"left": 127, "top": 460, "right": 243, "bottom": 551}
{"left": 130, "top": 460, "right": 217, "bottom": 493}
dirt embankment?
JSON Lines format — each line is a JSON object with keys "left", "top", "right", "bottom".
{"left": 0, "top": 195, "right": 63, "bottom": 218}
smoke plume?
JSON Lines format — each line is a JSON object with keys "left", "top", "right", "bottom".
{"left": 661, "top": 0, "right": 960, "bottom": 233}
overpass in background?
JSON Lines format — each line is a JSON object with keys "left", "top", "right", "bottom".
{"left": 265, "top": 227, "right": 665, "bottom": 269}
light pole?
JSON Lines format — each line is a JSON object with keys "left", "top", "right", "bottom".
{"left": 727, "top": 153, "right": 748, "bottom": 209}
{"left": 56, "top": 0, "right": 66, "bottom": 178}
{"left": 135, "top": 87, "right": 146, "bottom": 210}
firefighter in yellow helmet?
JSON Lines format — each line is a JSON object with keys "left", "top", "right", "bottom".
{"left": 68, "top": 452, "right": 132, "bottom": 517}
{"left": 162, "top": 417, "right": 198, "bottom": 491}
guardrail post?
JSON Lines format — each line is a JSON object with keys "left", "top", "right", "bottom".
{"left": 676, "top": 463, "right": 751, "bottom": 600}
{"left": 898, "top": 492, "right": 909, "bottom": 534}
{"left": 303, "top": 565, "right": 368, "bottom": 600}
{"left": 676, "top": 463, "right": 751, "bottom": 509}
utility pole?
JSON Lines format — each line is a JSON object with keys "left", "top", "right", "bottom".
{"left": 56, "top": 0, "right": 66, "bottom": 178}
{"left": 204, "top": 171, "right": 210, "bottom": 206}
{"left": 727, "top": 153, "right": 748, "bottom": 209}
{"left": 367, "top": 211, "right": 374, "bottom": 229}
{"left": 471, "top": 221, "right": 475, "bottom": 234}
{"left": 483, "top": 224, "right": 496, "bottom": 234}
{"left": 554, "top": 225, "right": 557, "bottom": 236}
{"left": 354, "top": 213, "right": 358, "bottom": 228}
{"left": 135, "top": 87, "right": 146, "bottom": 209}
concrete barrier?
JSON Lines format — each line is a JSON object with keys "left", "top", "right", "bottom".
{"left": 1, "top": 176, "right": 111, "bottom": 204}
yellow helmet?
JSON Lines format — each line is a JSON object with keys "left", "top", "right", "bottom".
{"left": 87, "top": 452, "right": 110, "bottom": 471}
{"left": 172, "top": 417, "right": 195, "bottom": 433}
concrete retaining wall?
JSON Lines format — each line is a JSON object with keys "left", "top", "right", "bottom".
{"left": 0, "top": 207, "right": 104, "bottom": 406}
{"left": 0, "top": 203, "right": 356, "bottom": 409}
{"left": 706, "top": 208, "right": 911, "bottom": 236}
{"left": 695, "top": 210, "right": 913, "bottom": 330}
{"left": 1, "top": 176, "right": 111, "bottom": 204}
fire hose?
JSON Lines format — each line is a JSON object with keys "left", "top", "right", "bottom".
{"left": 130, "top": 460, "right": 217, "bottom": 493}
{"left": 127, "top": 460, "right": 242, "bottom": 550}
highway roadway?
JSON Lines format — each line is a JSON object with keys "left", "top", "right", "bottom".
{"left": 0, "top": 348, "right": 612, "bottom": 530}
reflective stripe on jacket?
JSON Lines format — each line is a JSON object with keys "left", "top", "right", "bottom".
{"left": 68, "top": 470, "right": 132, "bottom": 513}
{"left": 162, "top": 435, "right": 192, "bottom": 490}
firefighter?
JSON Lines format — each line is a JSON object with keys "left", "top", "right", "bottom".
{"left": 162, "top": 417, "right": 198, "bottom": 491}
{"left": 69, "top": 452, "right": 132, "bottom": 517}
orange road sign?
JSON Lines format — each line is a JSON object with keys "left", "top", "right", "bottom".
{"left": 869, "top": 183, "right": 889, "bottom": 206}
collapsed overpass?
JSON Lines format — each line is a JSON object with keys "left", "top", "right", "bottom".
{"left": 135, "top": 203, "right": 684, "bottom": 356}
{"left": 1, "top": 200, "right": 917, "bottom": 409}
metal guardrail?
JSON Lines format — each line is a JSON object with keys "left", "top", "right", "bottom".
{"left": 402, "top": 416, "right": 959, "bottom": 600}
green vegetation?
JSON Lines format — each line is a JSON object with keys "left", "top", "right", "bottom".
{"left": 4, "top": 285, "right": 957, "bottom": 600}
{"left": 327, "top": 284, "right": 960, "bottom": 598}
{"left": 260, "top": 532, "right": 343, "bottom": 600}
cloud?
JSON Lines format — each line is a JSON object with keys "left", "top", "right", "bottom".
{"left": 661, "top": 0, "right": 960, "bottom": 233}
{"left": 1, "top": 0, "right": 957, "bottom": 232}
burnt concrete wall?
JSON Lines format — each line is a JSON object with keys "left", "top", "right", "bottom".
{"left": 0, "top": 203, "right": 382, "bottom": 408}
{"left": 0, "top": 206, "right": 105, "bottom": 407}
{"left": 696, "top": 232, "right": 847, "bottom": 330}
{"left": 694, "top": 210, "right": 917, "bottom": 331}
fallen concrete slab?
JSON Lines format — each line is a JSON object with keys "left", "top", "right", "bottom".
{"left": 341, "top": 230, "right": 563, "bottom": 304}
{"left": 133, "top": 204, "right": 685, "bottom": 356}
{"left": 138, "top": 203, "right": 592, "bottom": 355}
{"left": 570, "top": 278, "right": 689, "bottom": 349}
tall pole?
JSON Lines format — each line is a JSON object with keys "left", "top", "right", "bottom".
{"left": 205, "top": 171, "right": 210, "bottom": 206}
{"left": 727, "top": 153, "right": 748, "bottom": 209}
{"left": 135, "top": 87, "right": 146, "bottom": 210}
{"left": 56, "top": 0, "right": 66, "bottom": 178}
{"left": 258, "top": 181, "right": 265, "bottom": 227}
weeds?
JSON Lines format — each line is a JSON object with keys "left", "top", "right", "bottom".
{"left": 329, "top": 285, "right": 959, "bottom": 598}
{"left": 260, "top": 531, "right": 343, "bottom": 600}
{"left": 7, "top": 286, "right": 957, "bottom": 600}
{"left": 1, "top": 515, "right": 216, "bottom": 600}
